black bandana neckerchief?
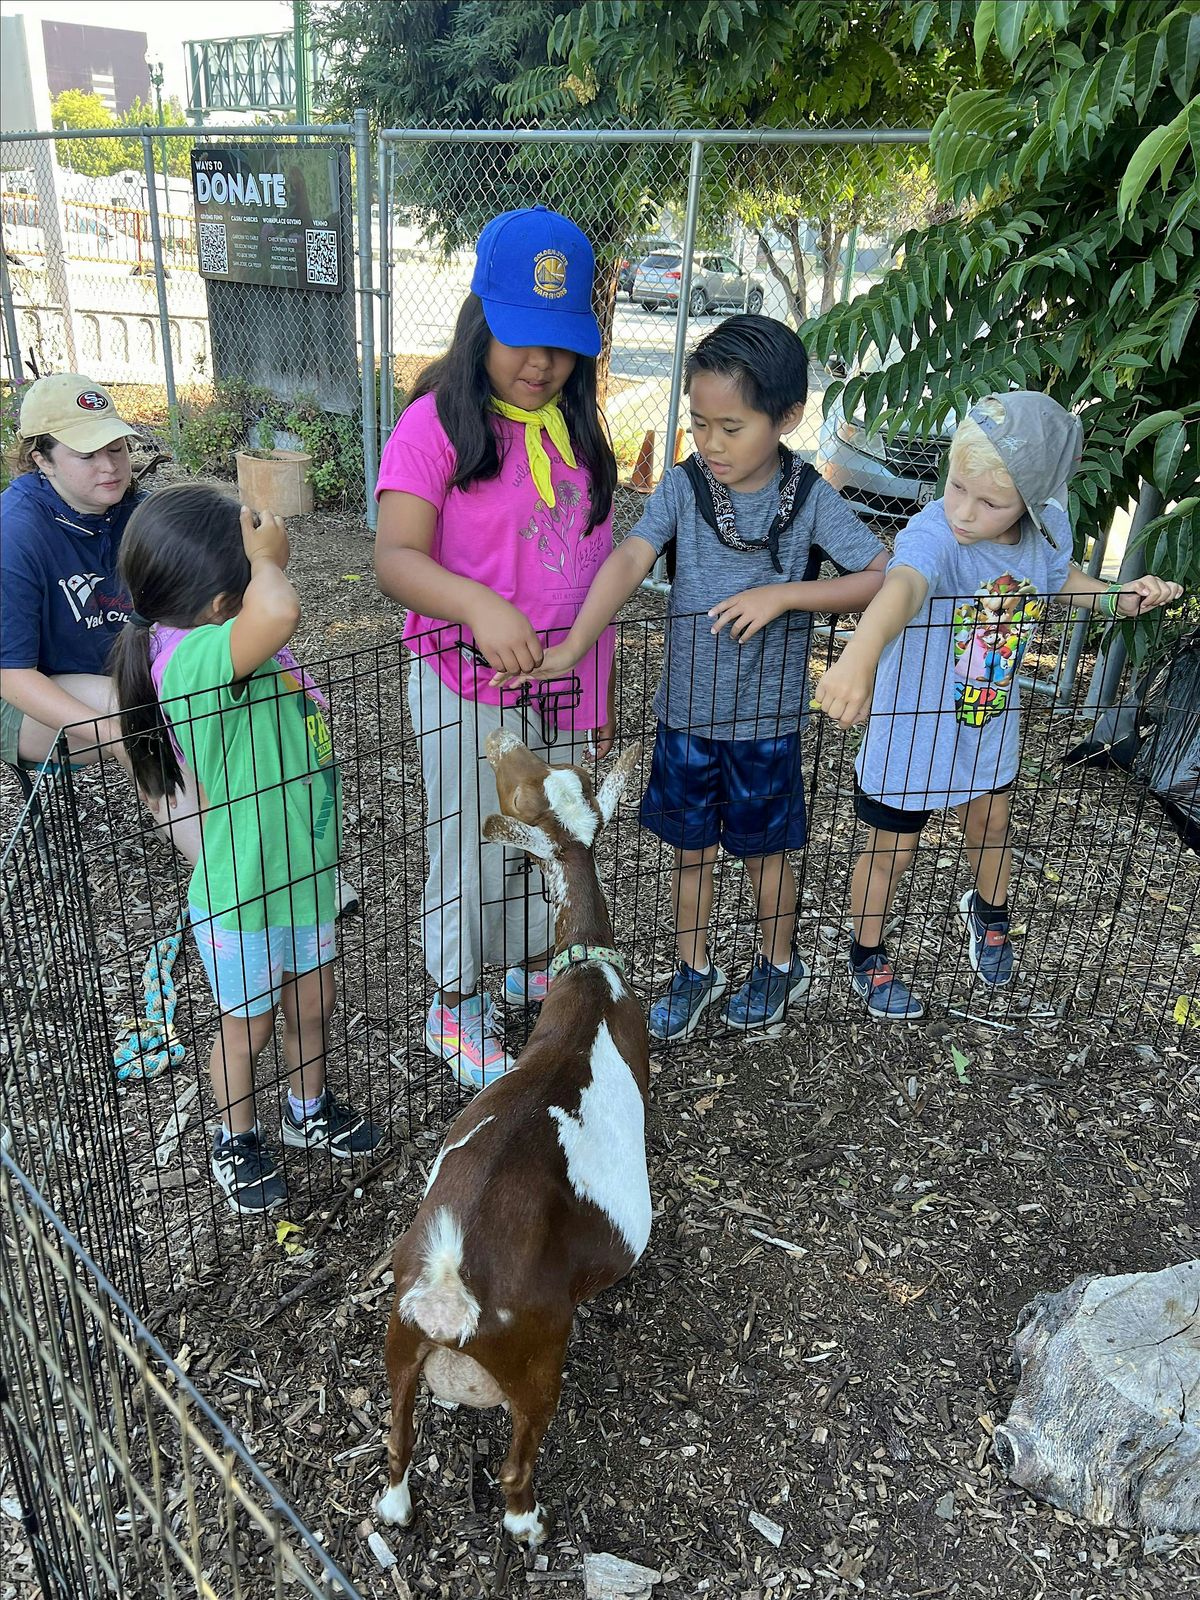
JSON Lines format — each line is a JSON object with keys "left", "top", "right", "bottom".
{"left": 681, "top": 446, "right": 816, "bottom": 575}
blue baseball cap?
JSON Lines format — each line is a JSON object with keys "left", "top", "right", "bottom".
{"left": 471, "top": 205, "right": 601, "bottom": 357}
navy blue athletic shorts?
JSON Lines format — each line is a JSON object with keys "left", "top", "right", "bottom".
{"left": 639, "top": 721, "right": 808, "bottom": 858}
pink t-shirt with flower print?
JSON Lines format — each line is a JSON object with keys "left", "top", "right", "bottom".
{"left": 376, "top": 393, "right": 614, "bottom": 730}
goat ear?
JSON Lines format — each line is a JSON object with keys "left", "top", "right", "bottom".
{"left": 482, "top": 814, "right": 556, "bottom": 862}
{"left": 595, "top": 741, "right": 642, "bottom": 825}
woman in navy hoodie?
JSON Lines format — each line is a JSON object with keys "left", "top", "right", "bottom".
{"left": 1, "top": 374, "right": 200, "bottom": 859}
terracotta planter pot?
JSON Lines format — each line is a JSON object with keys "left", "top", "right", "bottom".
{"left": 235, "top": 449, "right": 314, "bottom": 517}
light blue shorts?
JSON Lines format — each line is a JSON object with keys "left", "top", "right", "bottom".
{"left": 189, "top": 908, "right": 336, "bottom": 1018}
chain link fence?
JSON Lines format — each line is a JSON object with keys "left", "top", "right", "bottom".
{"left": 377, "top": 128, "right": 939, "bottom": 490}
{"left": 2, "top": 121, "right": 956, "bottom": 537}
{"left": 1, "top": 119, "right": 373, "bottom": 516}
{"left": 1, "top": 1158, "right": 361, "bottom": 1598}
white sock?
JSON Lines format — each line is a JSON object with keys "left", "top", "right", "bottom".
{"left": 771, "top": 955, "right": 793, "bottom": 973}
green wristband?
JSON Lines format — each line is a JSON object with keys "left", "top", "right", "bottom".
{"left": 1103, "top": 584, "right": 1123, "bottom": 619}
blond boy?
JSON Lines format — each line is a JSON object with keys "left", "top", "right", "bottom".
{"left": 817, "top": 391, "right": 1182, "bottom": 1019}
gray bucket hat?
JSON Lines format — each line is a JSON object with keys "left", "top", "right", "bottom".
{"left": 966, "top": 392, "right": 1083, "bottom": 545}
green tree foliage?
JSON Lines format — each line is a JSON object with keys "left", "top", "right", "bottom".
{"left": 51, "top": 90, "right": 120, "bottom": 176}
{"left": 805, "top": 1, "right": 1200, "bottom": 589}
{"left": 544, "top": 1, "right": 986, "bottom": 321}
{"left": 51, "top": 88, "right": 191, "bottom": 180}
{"left": 121, "top": 97, "right": 192, "bottom": 178}
{"left": 316, "top": 0, "right": 679, "bottom": 394}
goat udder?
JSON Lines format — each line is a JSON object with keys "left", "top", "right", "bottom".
{"left": 424, "top": 1347, "right": 506, "bottom": 1408}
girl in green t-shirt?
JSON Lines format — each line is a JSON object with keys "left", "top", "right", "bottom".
{"left": 113, "top": 485, "right": 382, "bottom": 1214}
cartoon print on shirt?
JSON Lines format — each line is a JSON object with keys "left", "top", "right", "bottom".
{"left": 276, "top": 660, "right": 338, "bottom": 841}
{"left": 951, "top": 573, "right": 1043, "bottom": 728}
{"left": 517, "top": 481, "right": 607, "bottom": 590}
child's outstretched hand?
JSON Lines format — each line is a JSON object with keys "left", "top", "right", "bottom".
{"left": 470, "top": 594, "right": 543, "bottom": 677}
{"left": 814, "top": 654, "right": 875, "bottom": 730}
{"left": 241, "top": 505, "right": 289, "bottom": 569}
{"left": 1114, "top": 575, "right": 1184, "bottom": 616}
{"left": 708, "top": 586, "right": 786, "bottom": 643}
{"left": 488, "top": 639, "right": 580, "bottom": 690}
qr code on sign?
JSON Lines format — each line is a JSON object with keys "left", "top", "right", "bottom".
{"left": 198, "top": 221, "right": 228, "bottom": 275}
{"left": 305, "top": 228, "right": 339, "bottom": 286}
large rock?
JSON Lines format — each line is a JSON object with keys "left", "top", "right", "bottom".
{"left": 994, "top": 1260, "right": 1199, "bottom": 1531}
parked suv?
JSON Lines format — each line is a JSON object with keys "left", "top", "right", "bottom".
{"left": 618, "top": 236, "right": 679, "bottom": 295}
{"left": 816, "top": 393, "right": 951, "bottom": 539}
{"left": 633, "top": 251, "right": 765, "bottom": 315}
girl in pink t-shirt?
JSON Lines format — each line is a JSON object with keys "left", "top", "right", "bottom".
{"left": 375, "top": 206, "right": 617, "bottom": 1091}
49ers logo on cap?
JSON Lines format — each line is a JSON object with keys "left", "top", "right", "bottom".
{"left": 75, "top": 390, "right": 109, "bottom": 412}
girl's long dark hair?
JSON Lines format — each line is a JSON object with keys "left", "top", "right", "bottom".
{"left": 408, "top": 294, "right": 616, "bottom": 534}
{"left": 110, "top": 484, "right": 249, "bottom": 800}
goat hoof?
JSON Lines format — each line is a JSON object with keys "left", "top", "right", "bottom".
{"left": 376, "top": 1475, "right": 414, "bottom": 1527}
{"left": 503, "top": 1501, "right": 551, "bottom": 1549}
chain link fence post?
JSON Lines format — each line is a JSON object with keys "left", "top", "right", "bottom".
{"left": 377, "top": 136, "right": 394, "bottom": 446}
{"left": 354, "top": 109, "right": 379, "bottom": 526}
{"left": 0, "top": 244, "right": 23, "bottom": 381}
{"left": 141, "top": 131, "right": 179, "bottom": 444}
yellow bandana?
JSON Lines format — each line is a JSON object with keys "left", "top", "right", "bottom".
{"left": 490, "top": 396, "right": 577, "bottom": 509}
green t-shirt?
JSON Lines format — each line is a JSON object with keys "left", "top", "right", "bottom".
{"left": 158, "top": 620, "right": 340, "bottom": 932}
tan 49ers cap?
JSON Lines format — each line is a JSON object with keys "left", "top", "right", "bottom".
{"left": 19, "top": 373, "right": 137, "bottom": 453}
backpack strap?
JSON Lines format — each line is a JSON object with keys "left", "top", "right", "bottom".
{"left": 666, "top": 448, "right": 821, "bottom": 579}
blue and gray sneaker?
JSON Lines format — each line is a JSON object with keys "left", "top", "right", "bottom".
{"left": 502, "top": 966, "right": 550, "bottom": 1007}
{"left": 847, "top": 953, "right": 925, "bottom": 1021}
{"left": 648, "top": 961, "right": 727, "bottom": 1041}
{"left": 724, "top": 953, "right": 810, "bottom": 1031}
{"left": 959, "top": 890, "right": 1015, "bottom": 988}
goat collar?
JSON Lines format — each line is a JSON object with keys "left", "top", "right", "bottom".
{"left": 547, "top": 943, "right": 626, "bottom": 982}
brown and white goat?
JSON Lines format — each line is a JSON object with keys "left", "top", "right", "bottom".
{"left": 377, "top": 732, "right": 650, "bottom": 1548}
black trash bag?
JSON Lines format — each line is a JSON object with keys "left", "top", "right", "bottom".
{"left": 1132, "top": 629, "right": 1200, "bottom": 854}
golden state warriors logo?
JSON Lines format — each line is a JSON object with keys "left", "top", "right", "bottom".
{"left": 533, "top": 248, "right": 568, "bottom": 299}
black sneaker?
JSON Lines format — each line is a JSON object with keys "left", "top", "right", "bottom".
{"left": 280, "top": 1091, "right": 384, "bottom": 1159}
{"left": 210, "top": 1127, "right": 287, "bottom": 1214}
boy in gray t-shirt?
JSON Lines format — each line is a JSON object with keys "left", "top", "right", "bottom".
{"left": 493, "top": 316, "right": 886, "bottom": 1039}
{"left": 817, "top": 391, "right": 1182, "bottom": 1021}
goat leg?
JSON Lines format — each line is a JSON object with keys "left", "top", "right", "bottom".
{"left": 496, "top": 1327, "right": 569, "bottom": 1549}
{"left": 377, "top": 1312, "right": 422, "bottom": 1526}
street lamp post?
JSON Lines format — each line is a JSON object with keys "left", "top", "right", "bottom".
{"left": 144, "top": 53, "right": 173, "bottom": 250}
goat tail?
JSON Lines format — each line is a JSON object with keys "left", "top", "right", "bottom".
{"left": 396, "top": 1207, "right": 482, "bottom": 1346}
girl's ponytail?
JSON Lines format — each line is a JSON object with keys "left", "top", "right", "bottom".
{"left": 110, "top": 483, "right": 250, "bottom": 798}
{"left": 111, "top": 623, "right": 182, "bottom": 800}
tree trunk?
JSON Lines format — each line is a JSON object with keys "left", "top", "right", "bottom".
{"left": 995, "top": 1261, "right": 1200, "bottom": 1533}
{"left": 592, "top": 252, "right": 622, "bottom": 409}
{"left": 819, "top": 215, "right": 846, "bottom": 315}
{"left": 757, "top": 226, "right": 802, "bottom": 327}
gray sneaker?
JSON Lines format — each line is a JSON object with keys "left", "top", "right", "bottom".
{"left": 847, "top": 954, "right": 925, "bottom": 1021}
{"left": 648, "top": 961, "right": 728, "bottom": 1041}
{"left": 210, "top": 1127, "right": 287, "bottom": 1214}
{"left": 281, "top": 1091, "right": 385, "bottom": 1159}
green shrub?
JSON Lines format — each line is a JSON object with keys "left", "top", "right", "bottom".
{"left": 282, "top": 397, "right": 363, "bottom": 511}
{"left": 177, "top": 399, "right": 244, "bottom": 478}
{"left": 0, "top": 383, "right": 28, "bottom": 492}
{"left": 176, "top": 383, "right": 364, "bottom": 510}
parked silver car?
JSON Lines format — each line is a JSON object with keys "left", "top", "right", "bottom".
{"left": 633, "top": 251, "right": 765, "bottom": 316}
{"left": 816, "top": 392, "right": 951, "bottom": 538}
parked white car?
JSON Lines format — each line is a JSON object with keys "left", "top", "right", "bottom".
{"left": 633, "top": 251, "right": 765, "bottom": 316}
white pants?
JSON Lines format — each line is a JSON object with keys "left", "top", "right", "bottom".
{"left": 407, "top": 661, "right": 587, "bottom": 993}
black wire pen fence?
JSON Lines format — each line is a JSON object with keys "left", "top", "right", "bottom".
{"left": 0, "top": 605, "right": 1196, "bottom": 1596}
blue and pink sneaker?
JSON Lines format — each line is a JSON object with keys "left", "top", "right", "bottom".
{"left": 425, "top": 994, "right": 514, "bottom": 1090}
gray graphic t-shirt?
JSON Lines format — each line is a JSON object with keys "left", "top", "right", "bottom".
{"left": 629, "top": 463, "right": 884, "bottom": 741}
{"left": 855, "top": 498, "right": 1073, "bottom": 810}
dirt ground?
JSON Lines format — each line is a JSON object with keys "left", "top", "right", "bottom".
{"left": 1, "top": 487, "right": 1197, "bottom": 1600}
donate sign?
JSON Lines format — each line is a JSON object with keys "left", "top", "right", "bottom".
{"left": 190, "top": 142, "right": 348, "bottom": 292}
